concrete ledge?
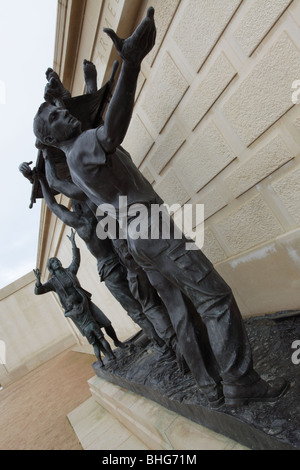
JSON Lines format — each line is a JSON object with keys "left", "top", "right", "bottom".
{"left": 73, "top": 376, "right": 246, "bottom": 451}
{"left": 0, "top": 271, "right": 35, "bottom": 301}
{"left": 68, "top": 396, "right": 150, "bottom": 450}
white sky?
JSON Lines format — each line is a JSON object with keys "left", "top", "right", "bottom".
{"left": 0, "top": 0, "right": 58, "bottom": 288}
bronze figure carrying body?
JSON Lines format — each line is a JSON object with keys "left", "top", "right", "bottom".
{"left": 34, "top": 230, "right": 116, "bottom": 366}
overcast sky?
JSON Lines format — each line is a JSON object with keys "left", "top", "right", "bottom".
{"left": 0, "top": 0, "right": 58, "bottom": 288}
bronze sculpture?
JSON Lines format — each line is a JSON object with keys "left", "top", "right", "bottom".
{"left": 36, "top": 159, "right": 177, "bottom": 355}
{"left": 20, "top": 59, "right": 179, "bottom": 358}
{"left": 31, "top": 7, "right": 289, "bottom": 407}
{"left": 33, "top": 230, "right": 118, "bottom": 365}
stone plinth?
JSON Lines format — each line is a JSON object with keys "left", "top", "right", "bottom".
{"left": 93, "top": 314, "right": 300, "bottom": 451}
{"left": 85, "top": 375, "right": 246, "bottom": 450}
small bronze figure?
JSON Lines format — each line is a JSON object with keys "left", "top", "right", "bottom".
{"left": 33, "top": 230, "right": 117, "bottom": 366}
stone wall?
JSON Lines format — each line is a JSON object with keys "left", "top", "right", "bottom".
{"left": 122, "top": 0, "right": 300, "bottom": 316}
{"left": 0, "top": 272, "right": 76, "bottom": 386}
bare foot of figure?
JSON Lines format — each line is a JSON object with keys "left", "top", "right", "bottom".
{"left": 45, "top": 67, "right": 71, "bottom": 101}
{"left": 83, "top": 59, "right": 97, "bottom": 94}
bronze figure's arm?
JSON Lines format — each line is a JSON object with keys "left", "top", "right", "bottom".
{"left": 67, "top": 229, "right": 80, "bottom": 275}
{"left": 33, "top": 268, "right": 53, "bottom": 295}
{"left": 97, "top": 7, "right": 156, "bottom": 153}
{"left": 43, "top": 149, "right": 87, "bottom": 201}
{"left": 38, "top": 171, "right": 82, "bottom": 230}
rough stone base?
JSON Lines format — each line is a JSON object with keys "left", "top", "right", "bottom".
{"left": 93, "top": 313, "right": 300, "bottom": 451}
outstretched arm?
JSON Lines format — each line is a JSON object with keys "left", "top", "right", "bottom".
{"left": 67, "top": 229, "right": 81, "bottom": 274}
{"left": 44, "top": 149, "right": 87, "bottom": 201}
{"left": 97, "top": 7, "right": 156, "bottom": 153}
{"left": 33, "top": 269, "right": 54, "bottom": 295}
{"left": 39, "top": 172, "right": 82, "bottom": 230}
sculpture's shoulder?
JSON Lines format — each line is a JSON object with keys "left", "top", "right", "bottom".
{"left": 70, "top": 129, "right": 97, "bottom": 156}
{"left": 68, "top": 129, "right": 106, "bottom": 170}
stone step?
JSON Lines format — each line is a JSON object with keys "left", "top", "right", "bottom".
{"left": 68, "top": 375, "right": 247, "bottom": 451}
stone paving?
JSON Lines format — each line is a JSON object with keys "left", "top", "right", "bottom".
{"left": 0, "top": 347, "right": 249, "bottom": 451}
{"left": 0, "top": 349, "right": 95, "bottom": 450}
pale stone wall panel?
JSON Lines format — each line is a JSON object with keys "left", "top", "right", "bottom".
{"left": 215, "top": 195, "right": 284, "bottom": 256}
{"left": 223, "top": 32, "right": 300, "bottom": 146}
{"left": 202, "top": 229, "right": 227, "bottom": 265}
{"left": 149, "top": 122, "right": 185, "bottom": 174}
{"left": 233, "top": 0, "right": 292, "bottom": 56}
{"left": 217, "top": 230, "right": 300, "bottom": 315}
{"left": 181, "top": 52, "right": 237, "bottom": 131}
{"left": 173, "top": 121, "right": 236, "bottom": 193}
{"left": 141, "top": 167, "right": 155, "bottom": 185}
{"left": 122, "top": 115, "right": 154, "bottom": 167}
{"left": 225, "top": 135, "right": 294, "bottom": 198}
{"left": 141, "top": 52, "right": 189, "bottom": 134}
{"left": 154, "top": 169, "right": 190, "bottom": 206}
{"left": 143, "top": 0, "right": 181, "bottom": 67}
{"left": 272, "top": 167, "right": 300, "bottom": 224}
{"left": 197, "top": 188, "right": 227, "bottom": 220}
{"left": 172, "top": 0, "right": 242, "bottom": 72}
